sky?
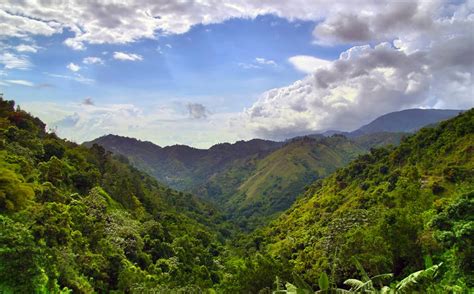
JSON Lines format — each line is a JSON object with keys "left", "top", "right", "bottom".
{"left": 0, "top": 0, "right": 473, "bottom": 148}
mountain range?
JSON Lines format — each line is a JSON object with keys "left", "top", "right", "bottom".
{"left": 85, "top": 108, "right": 460, "bottom": 228}
{"left": 1, "top": 94, "right": 472, "bottom": 292}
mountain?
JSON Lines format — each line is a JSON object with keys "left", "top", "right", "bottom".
{"left": 351, "top": 108, "right": 462, "bottom": 135}
{"left": 196, "top": 135, "right": 365, "bottom": 229}
{"left": 85, "top": 134, "right": 282, "bottom": 191}
{"left": 84, "top": 109, "right": 462, "bottom": 230}
{"left": 2, "top": 94, "right": 472, "bottom": 293}
{"left": 0, "top": 97, "right": 232, "bottom": 292}
{"left": 87, "top": 134, "right": 368, "bottom": 229}
{"left": 246, "top": 108, "right": 473, "bottom": 291}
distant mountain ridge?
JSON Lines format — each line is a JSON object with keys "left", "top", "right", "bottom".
{"left": 84, "top": 135, "right": 283, "bottom": 191}
{"left": 352, "top": 108, "right": 462, "bottom": 135}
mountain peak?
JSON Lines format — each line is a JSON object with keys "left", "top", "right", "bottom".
{"left": 354, "top": 108, "right": 462, "bottom": 134}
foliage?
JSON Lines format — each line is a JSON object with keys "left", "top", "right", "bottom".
{"left": 0, "top": 95, "right": 472, "bottom": 293}
{"left": 250, "top": 108, "right": 474, "bottom": 291}
{"left": 0, "top": 97, "right": 230, "bottom": 292}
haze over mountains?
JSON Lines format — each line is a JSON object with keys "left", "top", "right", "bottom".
{"left": 85, "top": 108, "right": 460, "bottom": 228}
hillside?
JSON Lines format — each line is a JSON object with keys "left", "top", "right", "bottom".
{"left": 197, "top": 135, "right": 365, "bottom": 229}
{"left": 247, "top": 108, "right": 473, "bottom": 291}
{"left": 85, "top": 135, "right": 282, "bottom": 191}
{"left": 0, "top": 98, "right": 233, "bottom": 292}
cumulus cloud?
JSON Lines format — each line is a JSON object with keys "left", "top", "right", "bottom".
{"left": 67, "top": 62, "right": 80, "bottom": 72}
{"left": 0, "top": 0, "right": 433, "bottom": 50}
{"left": 0, "top": 8, "right": 61, "bottom": 39}
{"left": 0, "top": 52, "right": 31, "bottom": 70}
{"left": 83, "top": 56, "right": 104, "bottom": 65}
{"left": 186, "top": 103, "right": 209, "bottom": 119}
{"left": 15, "top": 44, "right": 39, "bottom": 53}
{"left": 313, "top": 1, "right": 437, "bottom": 45}
{"left": 244, "top": 10, "right": 474, "bottom": 140}
{"left": 113, "top": 51, "right": 143, "bottom": 61}
{"left": 288, "top": 55, "right": 331, "bottom": 73}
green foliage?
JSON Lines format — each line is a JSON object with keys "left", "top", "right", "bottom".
{"left": 0, "top": 94, "right": 472, "bottom": 293}
{"left": 252, "top": 108, "right": 474, "bottom": 291}
{"left": 200, "top": 136, "right": 366, "bottom": 230}
{"left": 0, "top": 96, "right": 230, "bottom": 292}
{"left": 0, "top": 167, "right": 35, "bottom": 211}
{"left": 318, "top": 272, "right": 329, "bottom": 291}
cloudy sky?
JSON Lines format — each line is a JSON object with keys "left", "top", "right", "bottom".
{"left": 0, "top": 0, "right": 472, "bottom": 147}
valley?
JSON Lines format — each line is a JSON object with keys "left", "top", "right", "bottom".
{"left": 0, "top": 96, "right": 472, "bottom": 293}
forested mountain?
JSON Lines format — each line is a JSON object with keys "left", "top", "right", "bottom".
{"left": 239, "top": 108, "right": 473, "bottom": 292}
{"left": 88, "top": 109, "right": 460, "bottom": 230}
{"left": 0, "top": 97, "right": 234, "bottom": 292}
{"left": 85, "top": 134, "right": 282, "bottom": 191}
{"left": 196, "top": 135, "right": 365, "bottom": 229}
{"left": 1, "top": 95, "right": 472, "bottom": 293}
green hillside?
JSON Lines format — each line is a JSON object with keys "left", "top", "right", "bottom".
{"left": 245, "top": 108, "right": 473, "bottom": 292}
{"left": 1, "top": 94, "right": 472, "bottom": 293}
{"left": 85, "top": 135, "right": 282, "bottom": 191}
{"left": 0, "top": 98, "right": 233, "bottom": 292}
{"left": 197, "top": 136, "right": 365, "bottom": 229}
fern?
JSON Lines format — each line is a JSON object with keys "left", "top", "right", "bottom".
{"left": 395, "top": 263, "right": 442, "bottom": 293}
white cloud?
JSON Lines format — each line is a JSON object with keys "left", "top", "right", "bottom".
{"left": 238, "top": 62, "right": 261, "bottom": 70}
{"left": 0, "top": 52, "right": 31, "bottom": 70}
{"left": 255, "top": 57, "right": 277, "bottom": 66}
{"left": 46, "top": 72, "right": 94, "bottom": 84}
{"left": 0, "top": 8, "right": 61, "bottom": 39}
{"left": 67, "top": 62, "right": 80, "bottom": 72}
{"left": 312, "top": 1, "right": 438, "bottom": 45}
{"left": 288, "top": 55, "right": 331, "bottom": 73}
{"left": 238, "top": 0, "right": 474, "bottom": 140}
{"left": 83, "top": 56, "right": 104, "bottom": 65}
{"left": 0, "top": 0, "right": 441, "bottom": 50}
{"left": 4, "top": 79, "right": 35, "bottom": 87}
{"left": 239, "top": 57, "right": 277, "bottom": 70}
{"left": 245, "top": 38, "right": 473, "bottom": 139}
{"left": 15, "top": 44, "right": 39, "bottom": 53}
{"left": 113, "top": 51, "right": 143, "bottom": 61}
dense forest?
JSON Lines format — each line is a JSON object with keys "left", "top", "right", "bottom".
{"left": 0, "top": 97, "right": 233, "bottom": 292}
{"left": 0, "top": 95, "right": 472, "bottom": 293}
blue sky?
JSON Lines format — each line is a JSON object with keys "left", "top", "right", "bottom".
{"left": 4, "top": 15, "right": 346, "bottom": 109}
{"left": 0, "top": 1, "right": 472, "bottom": 147}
